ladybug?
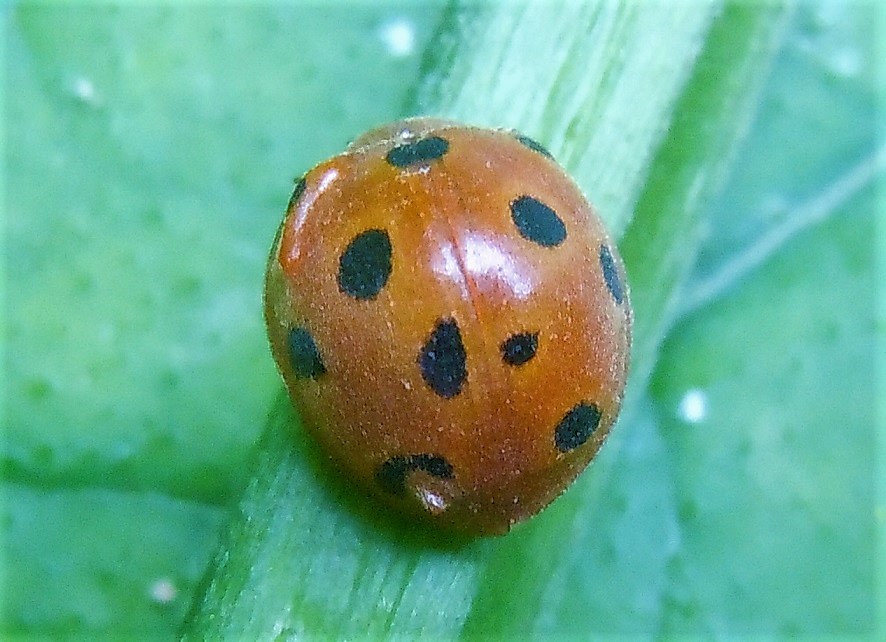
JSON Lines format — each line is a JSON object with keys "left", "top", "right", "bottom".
{"left": 264, "top": 118, "right": 632, "bottom": 535}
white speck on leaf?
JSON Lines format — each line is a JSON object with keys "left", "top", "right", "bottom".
{"left": 677, "top": 388, "right": 708, "bottom": 424}
{"left": 378, "top": 17, "right": 416, "bottom": 57}
{"left": 71, "top": 76, "right": 101, "bottom": 107}
{"left": 149, "top": 578, "right": 177, "bottom": 604}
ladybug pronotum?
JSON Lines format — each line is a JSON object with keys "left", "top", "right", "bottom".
{"left": 264, "top": 118, "right": 632, "bottom": 535}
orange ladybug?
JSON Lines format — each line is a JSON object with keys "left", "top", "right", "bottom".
{"left": 264, "top": 118, "right": 632, "bottom": 535}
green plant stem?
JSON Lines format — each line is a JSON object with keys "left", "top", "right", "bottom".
{"left": 182, "top": 2, "right": 790, "bottom": 639}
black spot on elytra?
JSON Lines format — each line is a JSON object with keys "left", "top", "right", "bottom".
{"left": 510, "top": 195, "right": 567, "bottom": 247}
{"left": 386, "top": 136, "right": 450, "bottom": 168}
{"left": 287, "top": 176, "right": 307, "bottom": 211}
{"left": 500, "top": 332, "right": 539, "bottom": 366}
{"left": 554, "top": 402, "right": 602, "bottom": 452}
{"left": 514, "top": 132, "right": 554, "bottom": 159}
{"left": 418, "top": 318, "right": 467, "bottom": 399}
{"left": 338, "top": 229, "right": 392, "bottom": 300}
{"left": 376, "top": 454, "right": 454, "bottom": 495}
{"left": 287, "top": 326, "right": 326, "bottom": 379}
{"left": 599, "top": 244, "right": 624, "bottom": 305}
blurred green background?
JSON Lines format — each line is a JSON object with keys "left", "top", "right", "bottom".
{"left": 3, "top": 0, "right": 881, "bottom": 639}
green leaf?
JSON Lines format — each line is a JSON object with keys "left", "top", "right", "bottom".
{"left": 651, "top": 199, "right": 877, "bottom": 634}
{"left": 6, "top": 0, "right": 881, "bottom": 639}
{"left": 3, "top": 484, "right": 223, "bottom": 636}
{"left": 648, "top": 3, "right": 881, "bottom": 630}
